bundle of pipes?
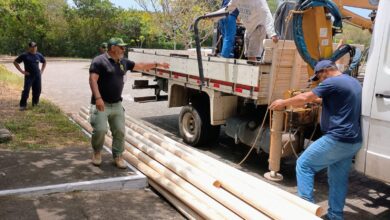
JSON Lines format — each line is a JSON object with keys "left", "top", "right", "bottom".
{"left": 75, "top": 107, "right": 324, "bottom": 220}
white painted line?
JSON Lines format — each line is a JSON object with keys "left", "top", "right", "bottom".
{"left": 0, "top": 175, "right": 147, "bottom": 197}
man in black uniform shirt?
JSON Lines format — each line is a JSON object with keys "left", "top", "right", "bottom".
{"left": 14, "top": 41, "right": 46, "bottom": 111}
{"left": 89, "top": 37, "right": 169, "bottom": 168}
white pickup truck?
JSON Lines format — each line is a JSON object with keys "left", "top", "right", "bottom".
{"left": 128, "top": 0, "right": 389, "bottom": 183}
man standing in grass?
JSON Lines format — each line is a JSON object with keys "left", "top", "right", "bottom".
{"left": 13, "top": 41, "right": 46, "bottom": 111}
{"left": 89, "top": 37, "right": 169, "bottom": 168}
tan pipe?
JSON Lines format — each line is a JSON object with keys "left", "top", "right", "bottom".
{"left": 81, "top": 107, "right": 324, "bottom": 216}
{"left": 148, "top": 180, "right": 203, "bottom": 220}
{"left": 120, "top": 151, "right": 227, "bottom": 220}
{"left": 265, "top": 110, "right": 284, "bottom": 181}
{"left": 123, "top": 137, "right": 242, "bottom": 219}
{"left": 124, "top": 120, "right": 320, "bottom": 219}
{"left": 120, "top": 111, "right": 324, "bottom": 217}
{"left": 77, "top": 112, "right": 267, "bottom": 220}
{"left": 72, "top": 115, "right": 226, "bottom": 220}
{"left": 123, "top": 129, "right": 270, "bottom": 220}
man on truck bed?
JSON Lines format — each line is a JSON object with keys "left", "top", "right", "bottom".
{"left": 213, "top": 0, "right": 279, "bottom": 61}
{"left": 269, "top": 60, "right": 362, "bottom": 220}
{"left": 219, "top": 0, "right": 239, "bottom": 58}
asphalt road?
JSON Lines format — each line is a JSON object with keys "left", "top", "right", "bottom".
{"left": 4, "top": 60, "right": 389, "bottom": 219}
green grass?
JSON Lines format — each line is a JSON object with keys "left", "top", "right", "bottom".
{"left": 0, "top": 65, "right": 23, "bottom": 87}
{"left": 0, "top": 64, "right": 89, "bottom": 150}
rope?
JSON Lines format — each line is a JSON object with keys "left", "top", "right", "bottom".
{"left": 238, "top": 13, "right": 292, "bottom": 165}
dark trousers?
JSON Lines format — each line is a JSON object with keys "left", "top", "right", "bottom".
{"left": 20, "top": 74, "right": 41, "bottom": 107}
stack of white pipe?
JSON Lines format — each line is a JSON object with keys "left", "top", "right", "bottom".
{"left": 74, "top": 107, "right": 324, "bottom": 220}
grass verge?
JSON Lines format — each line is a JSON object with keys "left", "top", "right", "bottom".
{"left": 0, "top": 64, "right": 89, "bottom": 150}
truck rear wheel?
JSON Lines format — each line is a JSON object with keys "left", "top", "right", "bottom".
{"left": 179, "top": 105, "right": 220, "bottom": 146}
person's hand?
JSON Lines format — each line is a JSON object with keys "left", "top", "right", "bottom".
{"left": 95, "top": 98, "right": 105, "bottom": 112}
{"left": 159, "top": 62, "right": 170, "bottom": 69}
{"left": 272, "top": 35, "right": 279, "bottom": 43}
{"left": 269, "top": 99, "right": 286, "bottom": 111}
{"left": 23, "top": 71, "right": 30, "bottom": 76}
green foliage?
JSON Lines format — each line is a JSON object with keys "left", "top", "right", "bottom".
{"left": 267, "top": 0, "right": 278, "bottom": 14}
{"left": 0, "top": 0, "right": 164, "bottom": 57}
{"left": 0, "top": 0, "right": 47, "bottom": 54}
{"left": 334, "top": 23, "right": 372, "bottom": 47}
{"left": 0, "top": 0, "right": 371, "bottom": 57}
{"left": 0, "top": 65, "right": 23, "bottom": 87}
{"left": 0, "top": 65, "right": 89, "bottom": 150}
{"left": 3, "top": 100, "right": 89, "bottom": 150}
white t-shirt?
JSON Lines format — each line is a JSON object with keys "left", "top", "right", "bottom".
{"left": 226, "top": 0, "right": 276, "bottom": 37}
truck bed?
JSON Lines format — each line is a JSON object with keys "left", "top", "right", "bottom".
{"left": 128, "top": 40, "right": 354, "bottom": 105}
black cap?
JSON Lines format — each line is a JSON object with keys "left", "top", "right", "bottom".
{"left": 28, "top": 42, "right": 37, "bottom": 48}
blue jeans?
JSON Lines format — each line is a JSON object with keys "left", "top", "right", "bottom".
{"left": 219, "top": 15, "right": 237, "bottom": 58}
{"left": 20, "top": 74, "right": 41, "bottom": 107}
{"left": 296, "top": 135, "right": 362, "bottom": 220}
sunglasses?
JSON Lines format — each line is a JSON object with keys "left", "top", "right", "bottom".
{"left": 117, "top": 46, "right": 126, "bottom": 50}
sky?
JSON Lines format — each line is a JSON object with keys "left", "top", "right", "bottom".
{"left": 109, "top": 0, "right": 141, "bottom": 9}
{"left": 66, "top": 0, "right": 371, "bottom": 18}
{"left": 66, "top": 0, "right": 143, "bottom": 10}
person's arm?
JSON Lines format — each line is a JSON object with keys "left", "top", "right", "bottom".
{"left": 40, "top": 54, "right": 46, "bottom": 74}
{"left": 262, "top": 2, "right": 278, "bottom": 43}
{"left": 269, "top": 91, "right": 319, "bottom": 110}
{"left": 41, "top": 62, "right": 46, "bottom": 75}
{"left": 13, "top": 55, "right": 29, "bottom": 75}
{"left": 133, "top": 62, "right": 170, "bottom": 72}
{"left": 89, "top": 73, "right": 104, "bottom": 111}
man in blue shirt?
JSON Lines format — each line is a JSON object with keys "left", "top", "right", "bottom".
{"left": 269, "top": 60, "right": 362, "bottom": 220}
{"left": 219, "top": 0, "right": 239, "bottom": 58}
{"left": 14, "top": 42, "right": 46, "bottom": 111}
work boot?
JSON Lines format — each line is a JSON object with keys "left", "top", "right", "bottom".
{"left": 91, "top": 151, "right": 102, "bottom": 166}
{"left": 114, "top": 155, "right": 127, "bottom": 169}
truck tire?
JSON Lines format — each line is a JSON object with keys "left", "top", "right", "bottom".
{"left": 179, "top": 105, "right": 220, "bottom": 146}
{"left": 179, "top": 105, "right": 207, "bottom": 146}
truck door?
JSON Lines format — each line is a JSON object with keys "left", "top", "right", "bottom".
{"left": 359, "top": 0, "right": 390, "bottom": 183}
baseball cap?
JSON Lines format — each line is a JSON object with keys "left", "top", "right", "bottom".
{"left": 28, "top": 41, "right": 37, "bottom": 48}
{"left": 310, "top": 60, "right": 336, "bottom": 81}
{"left": 108, "top": 38, "right": 127, "bottom": 47}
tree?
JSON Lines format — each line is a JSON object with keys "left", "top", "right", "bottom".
{"left": 0, "top": 0, "right": 47, "bottom": 54}
{"left": 135, "top": 0, "right": 219, "bottom": 49}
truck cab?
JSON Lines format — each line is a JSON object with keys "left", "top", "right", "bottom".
{"left": 355, "top": 0, "right": 390, "bottom": 183}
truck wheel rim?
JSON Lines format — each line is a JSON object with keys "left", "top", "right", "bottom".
{"left": 182, "top": 112, "right": 196, "bottom": 138}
